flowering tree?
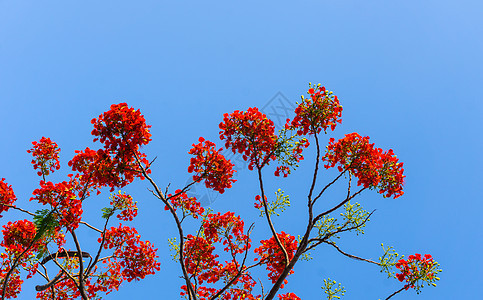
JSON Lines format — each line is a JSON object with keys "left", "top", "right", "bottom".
{"left": 0, "top": 84, "right": 441, "bottom": 299}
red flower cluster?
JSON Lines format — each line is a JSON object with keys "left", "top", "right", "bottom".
{"left": 395, "top": 254, "right": 437, "bottom": 290}
{"left": 166, "top": 190, "right": 204, "bottom": 219}
{"left": 219, "top": 107, "right": 278, "bottom": 170}
{"left": 181, "top": 212, "right": 255, "bottom": 300}
{"left": 110, "top": 192, "right": 138, "bottom": 221}
{"left": 68, "top": 147, "right": 126, "bottom": 192}
{"left": 253, "top": 194, "right": 267, "bottom": 209}
{"left": 278, "top": 292, "right": 301, "bottom": 300}
{"left": 0, "top": 178, "right": 17, "bottom": 218}
{"left": 1, "top": 220, "right": 38, "bottom": 254}
{"left": 69, "top": 103, "right": 152, "bottom": 193}
{"left": 183, "top": 235, "right": 219, "bottom": 281}
{"left": 254, "top": 231, "right": 298, "bottom": 288}
{"left": 286, "top": 85, "right": 342, "bottom": 135}
{"left": 322, "top": 133, "right": 405, "bottom": 198}
{"left": 27, "top": 137, "right": 61, "bottom": 176}
{"left": 203, "top": 212, "right": 249, "bottom": 253}
{"left": 91, "top": 103, "right": 152, "bottom": 154}
{"left": 188, "top": 137, "right": 236, "bottom": 194}
{"left": 0, "top": 253, "right": 22, "bottom": 299}
{"left": 31, "top": 180, "right": 83, "bottom": 230}
{"left": 101, "top": 224, "right": 160, "bottom": 285}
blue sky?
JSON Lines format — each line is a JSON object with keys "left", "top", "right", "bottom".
{"left": 1, "top": 1, "right": 482, "bottom": 299}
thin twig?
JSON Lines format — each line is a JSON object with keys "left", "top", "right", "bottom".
{"left": 324, "top": 241, "right": 380, "bottom": 265}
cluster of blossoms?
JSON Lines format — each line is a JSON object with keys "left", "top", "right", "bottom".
{"left": 0, "top": 178, "right": 17, "bottom": 218}
{"left": 69, "top": 103, "right": 152, "bottom": 193}
{"left": 1, "top": 220, "right": 38, "bottom": 255}
{"left": 219, "top": 107, "right": 278, "bottom": 170}
{"left": 100, "top": 224, "right": 161, "bottom": 288}
{"left": 31, "top": 180, "right": 83, "bottom": 230}
{"left": 253, "top": 194, "right": 266, "bottom": 209}
{"left": 322, "top": 132, "right": 405, "bottom": 198}
{"left": 27, "top": 137, "right": 61, "bottom": 177}
{"left": 0, "top": 253, "right": 22, "bottom": 299}
{"left": 110, "top": 192, "right": 138, "bottom": 221}
{"left": 395, "top": 254, "right": 439, "bottom": 290}
{"left": 181, "top": 212, "right": 256, "bottom": 299}
{"left": 2, "top": 104, "right": 160, "bottom": 300}
{"left": 183, "top": 235, "right": 219, "bottom": 286}
{"left": 91, "top": 102, "right": 152, "bottom": 154}
{"left": 254, "top": 231, "right": 298, "bottom": 288}
{"left": 202, "top": 212, "right": 249, "bottom": 253}
{"left": 165, "top": 190, "right": 204, "bottom": 218}
{"left": 188, "top": 137, "right": 236, "bottom": 194}
{"left": 1, "top": 220, "right": 40, "bottom": 298}
{"left": 286, "top": 85, "right": 342, "bottom": 135}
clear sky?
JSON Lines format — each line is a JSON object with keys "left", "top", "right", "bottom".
{"left": 1, "top": 1, "right": 482, "bottom": 299}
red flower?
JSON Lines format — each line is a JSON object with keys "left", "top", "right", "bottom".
{"left": 27, "top": 137, "right": 61, "bottom": 176}
{"left": 91, "top": 103, "right": 151, "bottom": 154}
{"left": 1, "top": 220, "right": 38, "bottom": 254}
{"left": 254, "top": 231, "right": 298, "bottom": 288}
{"left": 322, "top": 133, "right": 405, "bottom": 199}
{"left": 71, "top": 103, "right": 152, "bottom": 193}
{"left": 30, "top": 180, "right": 83, "bottom": 230}
{"left": 395, "top": 253, "right": 438, "bottom": 290}
{"left": 219, "top": 107, "right": 278, "bottom": 170}
{"left": 286, "top": 85, "right": 342, "bottom": 135}
{"left": 180, "top": 212, "right": 256, "bottom": 300}
{"left": 0, "top": 178, "right": 17, "bottom": 218}
{"left": 100, "top": 224, "right": 160, "bottom": 286}
{"left": 188, "top": 137, "right": 236, "bottom": 194}
{"left": 0, "top": 253, "right": 23, "bottom": 299}
{"left": 110, "top": 192, "right": 138, "bottom": 221}
{"left": 166, "top": 190, "right": 204, "bottom": 218}
{"left": 278, "top": 292, "right": 301, "bottom": 300}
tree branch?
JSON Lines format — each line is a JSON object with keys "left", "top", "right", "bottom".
{"left": 133, "top": 151, "right": 197, "bottom": 300}
{"left": 257, "top": 166, "right": 289, "bottom": 267}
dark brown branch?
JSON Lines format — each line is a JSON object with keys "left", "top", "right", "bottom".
{"left": 85, "top": 212, "right": 112, "bottom": 277}
{"left": 307, "top": 132, "right": 321, "bottom": 202}
{"left": 71, "top": 230, "right": 89, "bottom": 300}
{"left": 257, "top": 166, "right": 289, "bottom": 267}
{"left": 324, "top": 241, "right": 380, "bottom": 265}
{"left": 35, "top": 272, "right": 64, "bottom": 291}
{"left": 41, "top": 251, "right": 91, "bottom": 265}
{"left": 312, "top": 171, "right": 346, "bottom": 205}
{"left": 385, "top": 286, "right": 406, "bottom": 299}
{"left": 2, "top": 204, "right": 35, "bottom": 216}
{"left": 313, "top": 187, "right": 366, "bottom": 224}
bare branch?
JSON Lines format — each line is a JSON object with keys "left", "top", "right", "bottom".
{"left": 313, "top": 187, "right": 366, "bottom": 224}
{"left": 257, "top": 166, "right": 290, "bottom": 267}
{"left": 79, "top": 221, "right": 102, "bottom": 233}
{"left": 2, "top": 204, "right": 35, "bottom": 216}
{"left": 324, "top": 241, "right": 380, "bottom": 265}
{"left": 385, "top": 286, "right": 406, "bottom": 300}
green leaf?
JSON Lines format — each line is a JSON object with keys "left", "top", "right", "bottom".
{"left": 33, "top": 209, "right": 57, "bottom": 242}
{"left": 101, "top": 207, "right": 114, "bottom": 219}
